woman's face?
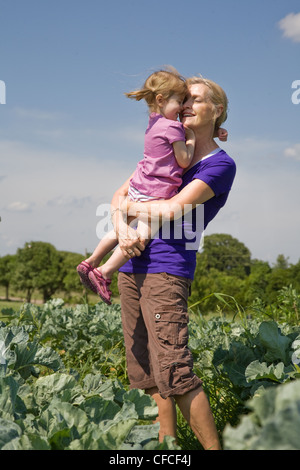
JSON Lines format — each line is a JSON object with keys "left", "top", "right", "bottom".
{"left": 181, "top": 83, "right": 219, "bottom": 132}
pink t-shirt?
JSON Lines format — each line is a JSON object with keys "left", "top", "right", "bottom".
{"left": 130, "top": 113, "right": 186, "bottom": 199}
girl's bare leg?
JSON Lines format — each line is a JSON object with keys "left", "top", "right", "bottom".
{"left": 97, "top": 245, "right": 133, "bottom": 279}
{"left": 96, "top": 217, "right": 157, "bottom": 279}
{"left": 85, "top": 212, "right": 160, "bottom": 280}
{"left": 85, "top": 230, "right": 118, "bottom": 268}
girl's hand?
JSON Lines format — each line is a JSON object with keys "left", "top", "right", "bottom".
{"left": 184, "top": 127, "right": 195, "bottom": 141}
{"left": 217, "top": 127, "right": 228, "bottom": 142}
{"left": 184, "top": 127, "right": 196, "bottom": 148}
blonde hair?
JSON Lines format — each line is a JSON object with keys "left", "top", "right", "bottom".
{"left": 186, "top": 76, "right": 228, "bottom": 132}
{"left": 125, "top": 67, "right": 187, "bottom": 112}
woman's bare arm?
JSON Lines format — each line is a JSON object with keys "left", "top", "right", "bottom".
{"left": 125, "top": 178, "right": 215, "bottom": 222}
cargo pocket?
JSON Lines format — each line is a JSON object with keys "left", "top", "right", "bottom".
{"left": 154, "top": 306, "right": 189, "bottom": 347}
{"left": 157, "top": 349, "right": 196, "bottom": 397}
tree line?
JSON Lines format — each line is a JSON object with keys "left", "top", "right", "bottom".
{"left": 0, "top": 234, "right": 299, "bottom": 313}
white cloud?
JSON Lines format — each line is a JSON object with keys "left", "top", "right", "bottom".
{"left": 5, "top": 201, "right": 35, "bottom": 212}
{"left": 47, "top": 196, "right": 92, "bottom": 208}
{"left": 284, "top": 143, "right": 300, "bottom": 161}
{"left": 278, "top": 12, "right": 300, "bottom": 43}
{"left": 13, "top": 107, "right": 66, "bottom": 121}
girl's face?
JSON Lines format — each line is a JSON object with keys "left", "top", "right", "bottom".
{"left": 158, "top": 94, "right": 183, "bottom": 121}
{"left": 181, "top": 83, "right": 221, "bottom": 131}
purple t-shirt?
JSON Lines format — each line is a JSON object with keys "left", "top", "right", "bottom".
{"left": 120, "top": 149, "right": 236, "bottom": 280}
{"left": 130, "top": 113, "right": 186, "bottom": 198}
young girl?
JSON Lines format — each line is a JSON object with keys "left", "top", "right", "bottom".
{"left": 77, "top": 68, "right": 224, "bottom": 304}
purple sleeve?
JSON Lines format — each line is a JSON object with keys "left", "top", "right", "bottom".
{"left": 165, "top": 121, "right": 186, "bottom": 144}
{"left": 193, "top": 154, "right": 236, "bottom": 197}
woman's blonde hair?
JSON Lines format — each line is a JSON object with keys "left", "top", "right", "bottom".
{"left": 125, "top": 67, "right": 187, "bottom": 112}
{"left": 186, "top": 76, "right": 228, "bottom": 132}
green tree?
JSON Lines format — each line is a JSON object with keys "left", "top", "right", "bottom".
{"left": 59, "top": 250, "right": 85, "bottom": 295}
{"left": 289, "top": 260, "right": 300, "bottom": 292}
{"left": 266, "top": 257, "right": 293, "bottom": 303}
{"left": 273, "top": 254, "right": 290, "bottom": 270}
{"left": 190, "top": 264, "right": 245, "bottom": 313}
{"left": 0, "top": 255, "right": 16, "bottom": 300}
{"left": 200, "top": 233, "right": 251, "bottom": 278}
{"left": 13, "top": 242, "right": 63, "bottom": 302}
{"left": 190, "top": 233, "right": 251, "bottom": 313}
{"left": 243, "top": 259, "right": 272, "bottom": 304}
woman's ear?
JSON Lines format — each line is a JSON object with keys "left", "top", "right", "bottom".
{"left": 215, "top": 104, "right": 224, "bottom": 118}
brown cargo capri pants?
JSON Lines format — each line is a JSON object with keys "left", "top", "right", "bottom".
{"left": 118, "top": 272, "right": 202, "bottom": 398}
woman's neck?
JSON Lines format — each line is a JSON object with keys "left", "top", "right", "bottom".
{"left": 189, "top": 134, "right": 219, "bottom": 167}
{"left": 189, "top": 121, "right": 219, "bottom": 164}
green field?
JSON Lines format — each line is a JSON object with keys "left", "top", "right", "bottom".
{"left": 1, "top": 288, "right": 300, "bottom": 450}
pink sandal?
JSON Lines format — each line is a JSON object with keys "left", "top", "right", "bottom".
{"left": 88, "top": 269, "right": 112, "bottom": 305}
{"left": 77, "top": 261, "right": 98, "bottom": 294}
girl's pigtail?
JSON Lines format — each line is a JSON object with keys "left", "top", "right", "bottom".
{"left": 125, "top": 88, "right": 154, "bottom": 102}
{"left": 125, "top": 87, "right": 156, "bottom": 110}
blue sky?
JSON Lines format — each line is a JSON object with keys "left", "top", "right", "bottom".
{"left": 0, "top": 0, "right": 300, "bottom": 265}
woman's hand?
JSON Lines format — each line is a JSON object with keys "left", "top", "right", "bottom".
{"left": 118, "top": 221, "right": 146, "bottom": 258}
{"left": 110, "top": 175, "right": 146, "bottom": 258}
{"left": 112, "top": 204, "right": 146, "bottom": 258}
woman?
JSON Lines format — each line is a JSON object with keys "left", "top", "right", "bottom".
{"left": 105, "top": 76, "right": 235, "bottom": 449}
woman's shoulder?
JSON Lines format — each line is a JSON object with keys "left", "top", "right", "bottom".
{"left": 210, "top": 148, "right": 235, "bottom": 163}
{"left": 190, "top": 148, "right": 235, "bottom": 171}
{"left": 200, "top": 149, "right": 236, "bottom": 172}
{"left": 183, "top": 148, "right": 236, "bottom": 188}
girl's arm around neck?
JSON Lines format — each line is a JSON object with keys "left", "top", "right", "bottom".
{"left": 172, "top": 128, "right": 195, "bottom": 169}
